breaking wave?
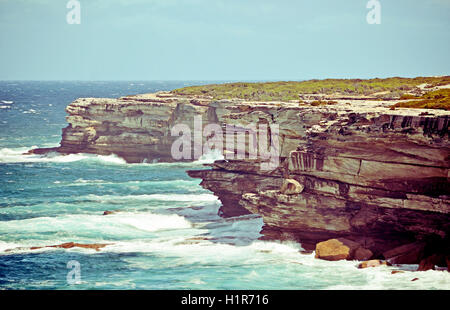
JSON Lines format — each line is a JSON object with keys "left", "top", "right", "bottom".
{"left": 0, "top": 147, "right": 127, "bottom": 164}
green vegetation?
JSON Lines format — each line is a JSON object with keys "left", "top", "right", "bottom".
{"left": 392, "top": 89, "right": 450, "bottom": 111}
{"left": 172, "top": 76, "right": 450, "bottom": 102}
{"left": 310, "top": 100, "right": 338, "bottom": 106}
{"left": 399, "top": 94, "right": 420, "bottom": 100}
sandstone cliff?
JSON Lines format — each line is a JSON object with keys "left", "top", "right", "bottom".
{"left": 186, "top": 99, "right": 449, "bottom": 261}
{"left": 30, "top": 90, "right": 450, "bottom": 263}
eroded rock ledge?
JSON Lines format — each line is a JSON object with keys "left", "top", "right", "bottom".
{"left": 188, "top": 106, "right": 449, "bottom": 264}
{"left": 30, "top": 91, "right": 450, "bottom": 264}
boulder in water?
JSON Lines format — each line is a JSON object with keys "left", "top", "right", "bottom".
{"left": 49, "top": 242, "right": 110, "bottom": 251}
{"left": 357, "top": 259, "right": 389, "bottom": 269}
{"left": 103, "top": 210, "right": 120, "bottom": 215}
{"left": 32, "top": 242, "right": 110, "bottom": 252}
{"left": 354, "top": 247, "right": 373, "bottom": 261}
{"left": 315, "top": 238, "right": 360, "bottom": 261}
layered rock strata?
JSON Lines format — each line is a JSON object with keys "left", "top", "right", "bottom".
{"left": 189, "top": 107, "right": 449, "bottom": 261}
{"left": 31, "top": 91, "right": 450, "bottom": 262}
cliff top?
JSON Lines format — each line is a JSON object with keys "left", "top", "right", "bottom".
{"left": 66, "top": 77, "right": 450, "bottom": 117}
{"left": 171, "top": 76, "right": 450, "bottom": 111}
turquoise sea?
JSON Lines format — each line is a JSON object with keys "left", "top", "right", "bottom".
{"left": 0, "top": 81, "right": 448, "bottom": 290}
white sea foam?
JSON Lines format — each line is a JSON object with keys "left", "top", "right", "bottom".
{"left": 0, "top": 240, "right": 56, "bottom": 255}
{"left": 65, "top": 178, "right": 199, "bottom": 188}
{"left": 103, "top": 238, "right": 306, "bottom": 267}
{"left": 194, "top": 149, "right": 224, "bottom": 164}
{"left": 326, "top": 266, "right": 450, "bottom": 290}
{"left": 0, "top": 241, "right": 22, "bottom": 253}
{"left": 85, "top": 193, "right": 218, "bottom": 202}
{"left": 188, "top": 278, "right": 206, "bottom": 285}
{"left": 113, "top": 213, "right": 191, "bottom": 232}
{"left": 0, "top": 147, "right": 126, "bottom": 164}
{"left": 0, "top": 146, "right": 224, "bottom": 167}
{"left": 74, "top": 178, "right": 105, "bottom": 183}
{"left": 23, "top": 109, "right": 39, "bottom": 114}
{"left": 0, "top": 212, "right": 193, "bottom": 254}
{"left": 2, "top": 217, "right": 448, "bottom": 289}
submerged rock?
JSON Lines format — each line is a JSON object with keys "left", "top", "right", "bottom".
{"left": 103, "top": 210, "right": 120, "bottom": 215}
{"left": 357, "top": 259, "right": 389, "bottom": 269}
{"left": 32, "top": 242, "right": 110, "bottom": 252}
{"left": 51, "top": 242, "right": 110, "bottom": 251}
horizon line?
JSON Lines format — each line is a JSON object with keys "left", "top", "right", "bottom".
{"left": 0, "top": 75, "right": 448, "bottom": 83}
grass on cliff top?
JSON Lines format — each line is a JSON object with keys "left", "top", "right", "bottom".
{"left": 172, "top": 76, "right": 450, "bottom": 102}
{"left": 392, "top": 88, "right": 450, "bottom": 111}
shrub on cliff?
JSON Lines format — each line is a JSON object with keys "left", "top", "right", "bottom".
{"left": 399, "top": 94, "right": 420, "bottom": 100}
{"left": 392, "top": 89, "right": 450, "bottom": 110}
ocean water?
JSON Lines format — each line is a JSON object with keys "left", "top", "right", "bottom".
{"left": 0, "top": 81, "right": 448, "bottom": 290}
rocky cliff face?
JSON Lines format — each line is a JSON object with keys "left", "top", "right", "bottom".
{"left": 31, "top": 91, "right": 450, "bottom": 262}
{"left": 32, "top": 93, "right": 219, "bottom": 163}
{"left": 189, "top": 107, "right": 449, "bottom": 259}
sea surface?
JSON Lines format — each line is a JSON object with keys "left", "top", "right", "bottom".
{"left": 0, "top": 81, "right": 448, "bottom": 290}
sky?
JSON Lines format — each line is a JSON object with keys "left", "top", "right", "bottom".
{"left": 0, "top": 0, "right": 449, "bottom": 81}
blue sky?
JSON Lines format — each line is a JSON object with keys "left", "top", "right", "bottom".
{"left": 0, "top": 0, "right": 449, "bottom": 80}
